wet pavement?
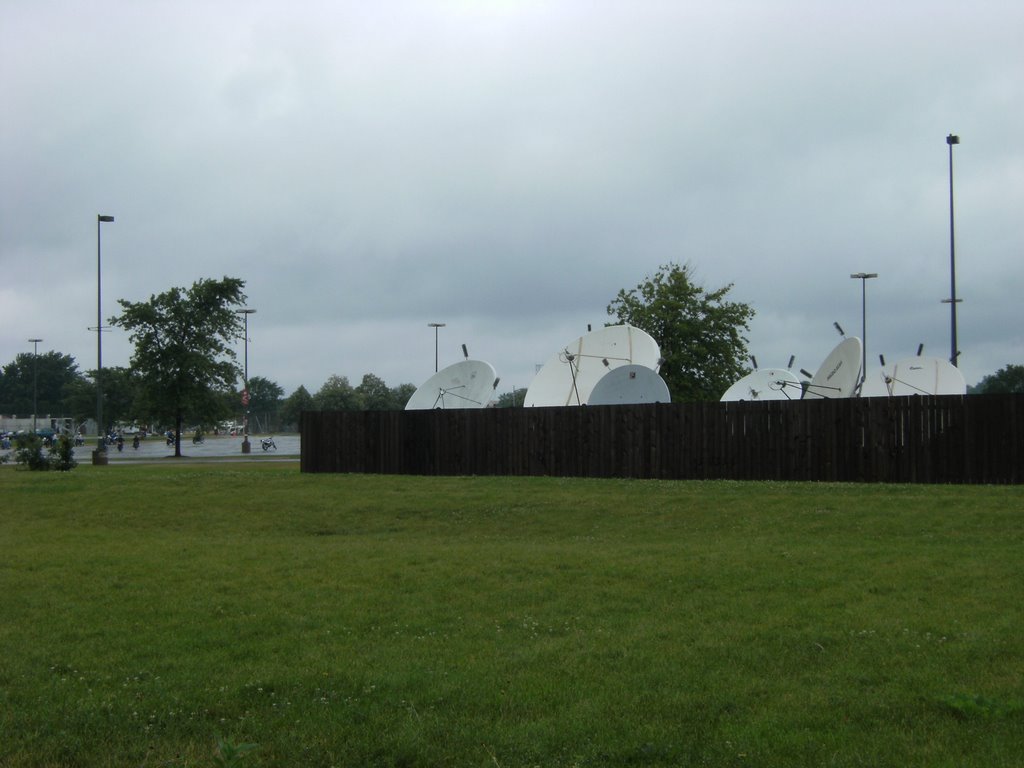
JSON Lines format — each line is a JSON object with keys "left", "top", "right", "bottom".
{"left": 95, "top": 434, "right": 300, "bottom": 462}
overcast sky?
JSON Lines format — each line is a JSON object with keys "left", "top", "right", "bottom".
{"left": 3, "top": 0, "right": 1021, "bottom": 402}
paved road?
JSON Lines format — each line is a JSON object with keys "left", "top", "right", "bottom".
{"left": 98, "top": 434, "right": 300, "bottom": 462}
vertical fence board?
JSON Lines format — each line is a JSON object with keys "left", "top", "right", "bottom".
{"left": 300, "top": 394, "right": 1023, "bottom": 483}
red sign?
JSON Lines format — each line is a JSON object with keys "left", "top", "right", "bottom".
{"left": 241, "top": 389, "right": 250, "bottom": 406}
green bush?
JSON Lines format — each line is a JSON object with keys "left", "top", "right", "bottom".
{"left": 13, "top": 435, "right": 49, "bottom": 470}
{"left": 49, "top": 433, "right": 78, "bottom": 471}
{"left": 12, "top": 433, "right": 78, "bottom": 472}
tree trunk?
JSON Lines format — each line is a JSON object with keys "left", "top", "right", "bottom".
{"left": 174, "top": 411, "right": 183, "bottom": 457}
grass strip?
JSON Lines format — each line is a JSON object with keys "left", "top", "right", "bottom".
{"left": 1, "top": 464, "right": 1022, "bottom": 767}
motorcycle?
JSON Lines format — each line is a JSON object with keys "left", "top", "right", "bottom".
{"left": 260, "top": 436, "right": 277, "bottom": 452}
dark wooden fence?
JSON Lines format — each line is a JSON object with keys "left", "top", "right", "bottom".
{"left": 301, "top": 394, "right": 1022, "bottom": 484}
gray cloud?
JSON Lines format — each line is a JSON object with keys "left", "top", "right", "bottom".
{"left": 3, "top": 1, "right": 1022, "bottom": 398}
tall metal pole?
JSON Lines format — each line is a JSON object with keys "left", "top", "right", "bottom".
{"left": 235, "top": 308, "right": 256, "bottom": 454}
{"left": 95, "top": 215, "right": 114, "bottom": 464}
{"left": 944, "top": 134, "right": 961, "bottom": 367}
{"left": 28, "top": 338, "right": 43, "bottom": 434}
{"left": 428, "top": 322, "right": 445, "bottom": 372}
{"left": 850, "top": 273, "right": 877, "bottom": 395}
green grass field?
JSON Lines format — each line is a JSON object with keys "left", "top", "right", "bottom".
{"left": 1, "top": 463, "right": 1022, "bottom": 767}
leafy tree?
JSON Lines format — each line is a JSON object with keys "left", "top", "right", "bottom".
{"left": 390, "top": 382, "right": 417, "bottom": 409}
{"left": 246, "top": 375, "right": 284, "bottom": 412}
{"left": 61, "top": 376, "right": 95, "bottom": 426}
{"left": 244, "top": 375, "right": 284, "bottom": 431}
{"left": 0, "top": 351, "right": 82, "bottom": 416}
{"left": 356, "top": 373, "right": 394, "bottom": 410}
{"left": 972, "top": 364, "right": 1024, "bottom": 394}
{"left": 63, "top": 366, "right": 141, "bottom": 431}
{"left": 495, "top": 388, "right": 526, "bottom": 408}
{"left": 112, "top": 277, "right": 247, "bottom": 457}
{"left": 105, "top": 367, "right": 144, "bottom": 428}
{"left": 280, "top": 385, "right": 315, "bottom": 430}
{"left": 607, "top": 262, "right": 754, "bottom": 402}
{"left": 314, "top": 375, "right": 361, "bottom": 411}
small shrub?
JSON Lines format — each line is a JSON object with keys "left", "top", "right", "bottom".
{"left": 12, "top": 434, "right": 78, "bottom": 472}
{"left": 49, "top": 434, "right": 78, "bottom": 472}
{"left": 13, "top": 435, "right": 50, "bottom": 471}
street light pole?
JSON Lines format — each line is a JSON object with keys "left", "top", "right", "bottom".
{"left": 943, "top": 134, "right": 962, "bottom": 367}
{"left": 235, "top": 308, "right": 256, "bottom": 454}
{"left": 28, "top": 338, "right": 43, "bottom": 435}
{"left": 94, "top": 214, "right": 114, "bottom": 465}
{"left": 850, "top": 273, "right": 878, "bottom": 396}
{"left": 428, "top": 322, "right": 446, "bottom": 372}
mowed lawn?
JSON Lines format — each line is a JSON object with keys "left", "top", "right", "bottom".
{"left": 1, "top": 463, "right": 1022, "bottom": 767}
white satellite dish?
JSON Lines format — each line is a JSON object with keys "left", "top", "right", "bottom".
{"left": 524, "top": 325, "right": 661, "bottom": 407}
{"left": 405, "top": 360, "right": 498, "bottom": 410}
{"left": 803, "top": 337, "right": 862, "bottom": 399}
{"left": 588, "top": 365, "right": 671, "bottom": 405}
{"left": 882, "top": 356, "right": 967, "bottom": 396}
{"left": 721, "top": 368, "right": 803, "bottom": 402}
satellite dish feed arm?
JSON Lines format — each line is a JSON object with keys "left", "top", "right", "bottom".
{"left": 803, "top": 382, "right": 843, "bottom": 395}
{"left": 561, "top": 348, "right": 584, "bottom": 406}
{"left": 438, "top": 386, "right": 484, "bottom": 406}
{"left": 885, "top": 375, "right": 932, "bottom": 396}
{"left": 575, "top": 352, "right": 631, "bottom": 363}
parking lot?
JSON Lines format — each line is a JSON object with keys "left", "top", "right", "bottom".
{"left": 2, "top": 433, "right": 300, "bottom": 463}
{"left": 104, "top": 433, "right": 300, "bottom": 460}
